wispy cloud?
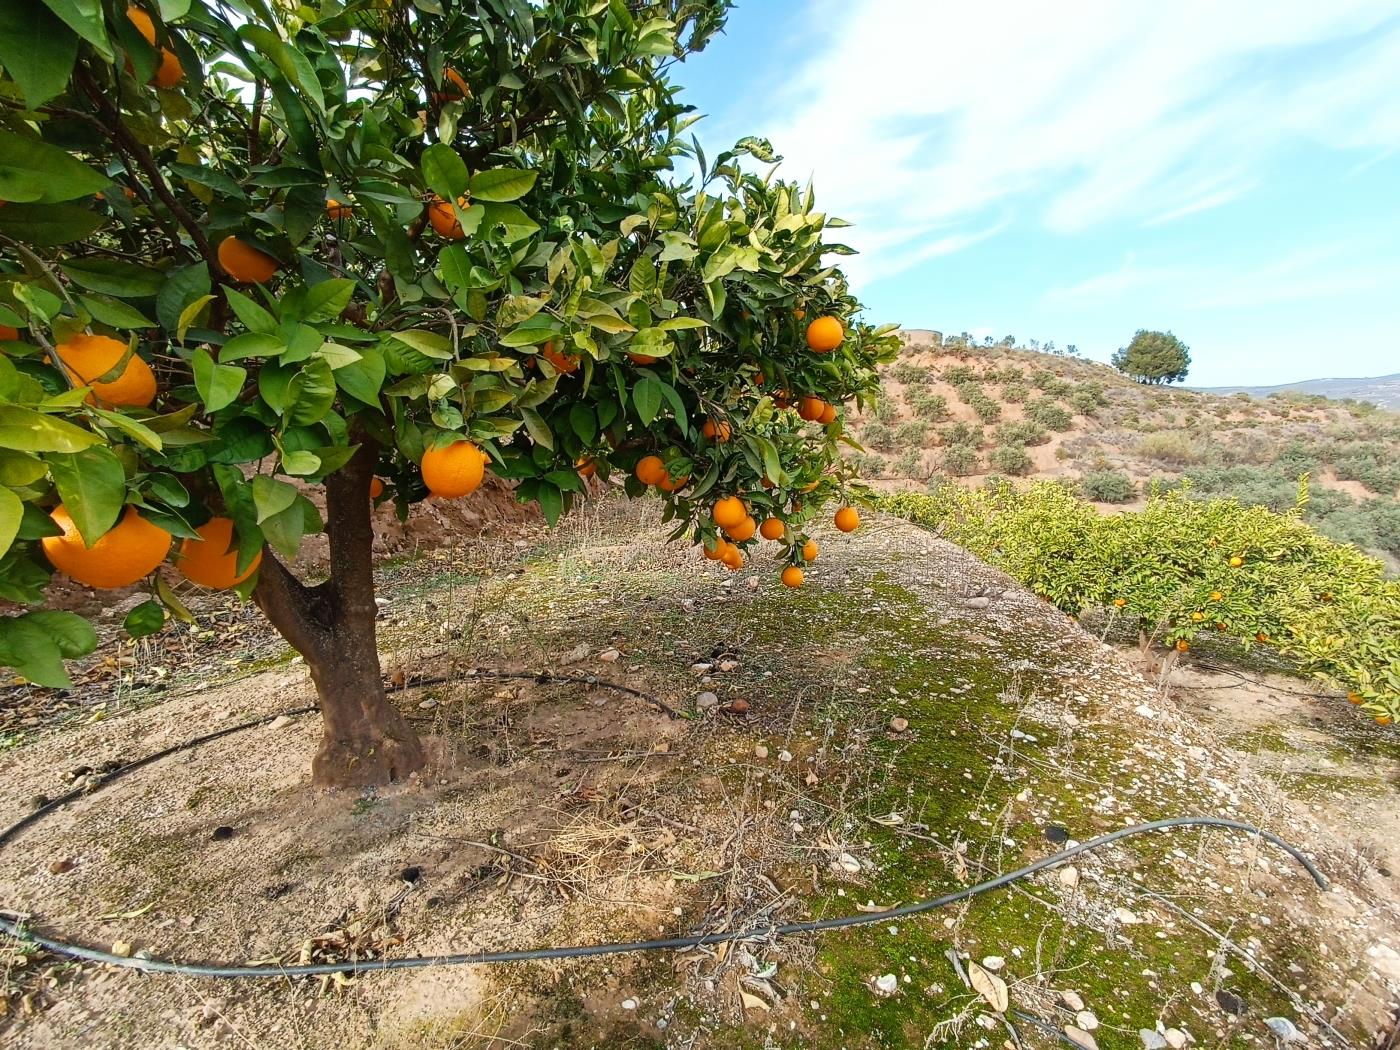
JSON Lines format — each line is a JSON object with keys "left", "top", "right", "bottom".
{"left": 736, "top": 0, "right": 1400, "bottom": 284}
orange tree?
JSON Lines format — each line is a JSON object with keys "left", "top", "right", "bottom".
{"left": 0, "top": 2, "right": 897, "bottom": 786}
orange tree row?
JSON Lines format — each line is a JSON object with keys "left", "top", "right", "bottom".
{"left": 879, "top": 480, "right": 1400, "bottom": 724}
{"left": 0, "top": 1, "right": 897, "bottom": 787}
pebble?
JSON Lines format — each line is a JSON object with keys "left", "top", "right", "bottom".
{"left": 981, "top": 956, "right": 1005, "bottom": 971}
{"left": 267, "top": 715, "right": 292, "bottom": 731}
{"left": 1164, "top": 1028, "right": 1187, "bottom": 1048}
{"left": 778, "top": 750, "right": 793, "bottom": 763}
{"left": 598, "top": 648, "right": 620, "bottom": 662}
{"left": 696, "top": 692, "right": 719, "bottom": 710}
{"left": 965, "top": 596, "right": 991, "bottom": 609}
{"left": 49, "top": 858, "right": 74, "bottom": 875}
{"left": 1059, "top": 866, "right": 1080, "bottom": 888}
{"left": 719, "top": 660, "right": 739, "bottom": 672}
{"left": 1076, "top": 1010, "right": 1099, "bottom": 1031}
{"left": 1113, "top": 907, "right": 1141, "bottom": 924}
{"left": 727, "top": 698, "right": 750, "bottom": 714}
{"left": 873, "top": 973, "right": 898, "bottom": 996}
{"left": 889, "top": 716, "right": 909, "bottom": 733}
{"left": 1059, "top": 990, "right": 1085, "bottom": 1011}
{"left": 1139, "top": 1031, "right": 1168, "bottom": 1049}
{"left": 1065, "top": 1026, "right": 1098, "bottom": 1050}
{"left": 111, "top": 940, "right": 133, "bottom": 957}
{"left": 838, "top": 853, "right": 861, "bottom": 873}
{"left": 621, "top": 999, "right": 637, "bottom": 1011}
{"left": 754, "top": 745, "right": 769, "bottom": 759}
{"left": 418, "top": 699, "right": 438, "bottom": 709}
{"left": 690, "top": 663, "right": 713, "bottom": 674}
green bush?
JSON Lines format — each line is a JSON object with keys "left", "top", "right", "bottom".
{"left": 892, "top": 448, "right": 926, "bottom": 478}
{"left": 895, "top": 420, "right": 930, "bottom": 447}
{"left": 862, "top": 421, "right": 896, "bottom": 452}
{"left": 943, "top": 364, "right": 981, "bottom": 385}
{"left": 1069, "top": 389, "right": 1101, "bottom": 416}
{"left": 942, "top": 444, "right": 981, "bottom": 476}
{"left": 908, "top": 390, "right": 950, "bottom": 422}
{"left": 1081, "top": 470, "right": 1137, "bottom": 503}
{"left": 989, "top": 445, "right": 1033, "bottom": 476}
{"left": 1001, "top": 380, "right": 1029, "bottom": 403}
{"left": 1030, "top": 369, "right": 1059, "bottom": 390}
{"left": 994, "top": 421, "right": 1050, "bottom": 447}
{"left": 1135, "top": 431, "right": 1211, "bottom": 465}
{"left": 868, "top": 398, "right": 899, "bottom": 423}
{"left": 967, "top": 393, "right": 1003, "bottom": 424}
{"left": 944, "top": 422, "right": 985, "bottom": 448}
{"left": 890, "top": 362, "right": 934, "bottom": 385}
{"left": 1027, "top": 399, "right": 1074, "bottom": 431}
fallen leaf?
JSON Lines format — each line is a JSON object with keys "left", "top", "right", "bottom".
{"left": 98, "top": 902, "right": 156, "bottom": 920}
{"left": 739, "top": 990, "right": 770, "bottom": 1011}
{"left": 968, "top": 960, "right": 1009, "bottom": 1013}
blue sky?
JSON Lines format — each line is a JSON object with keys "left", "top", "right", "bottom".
{"left": 672, "top": 1, "right": 1400, "bottom": 386}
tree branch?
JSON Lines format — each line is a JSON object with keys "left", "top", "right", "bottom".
{"left": 323, "top": 432, "right": 380, "bottom": 617}
{"left": 252, "top": 550, "right": 330, "bottom": 657}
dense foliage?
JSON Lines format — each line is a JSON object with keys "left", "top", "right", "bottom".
{"left": 880, "top": 480, "right": 1400, "bottom": 724}
{"left": 1112, "top": 329, "right": 1191, "bottom": 385}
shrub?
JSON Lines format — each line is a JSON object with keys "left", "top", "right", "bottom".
{"left": 1135, "top": 431, "right": 1211, "bottom": 465}
{"left": 989, "top": 445, "right": 1033, "bottom": 476}
{"left": 942, "top": 445, "right": 981, "bottom": 476}
{"left": 994, "top": 421, "right": 1050, "bottom": 447}
{"left": 1031, "top": 369, "right": 1059, "bottom": 390}
{"left": 890, "top": 362, "right": 933, "bottom": 385}
{"left": 967, "top": 393, "right": 1003, "bottom": 424}
{"left": 1081, "top": 470, "right": 1137, "bottom": 503}
{"left": 943, "top": 364, "right": 981, "bottom": 385}
{"left": 862, "top": 421, "right": 896, "bottom": 452}
{"left": 896, "top": 420, "right": 930, "bottom": 447}
{"left": 892, "top": 448, "right": 927, "bottom": 478}
{"left": 944, "top": 422, "right": 985, "bottom": 448}
{"left": 1069, "top": 389, "right": 1101, "bottom": 416}
{"left": 868, "top": 398, "right": 898, "bottom": 423}
{"left": 1027, "top": 399, "right": 1074, "bottom": 431}
{"left": 908, "top": 390, "right": 950, "bottom": 422}
{"left": 1001, "top": 380, "right": 1029, "bottom": 403}
{"left": 848, "top": 451, "right": 887, "bottom": 477}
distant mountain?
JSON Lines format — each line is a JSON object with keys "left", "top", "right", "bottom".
{"left": 1198, "top": 374, "right": 1400, "bottom": 410}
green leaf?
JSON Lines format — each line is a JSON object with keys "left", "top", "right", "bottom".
{"left": 90, "top": 408, "right": 163, "bottom": 452}
{"left": 469, "top": 167, "right": 538, "bottom": 203}
{"left": 0, "top": 612, "right": 90, "bottom": 687}
{"left": 569, "top": 403, "right": 597, "bottom": 444}
{"left": 0, "top": 407, "right": 101, "bottom": 453}
{"left": 191, "top": 348, "right": 247, "bottom": 412}
{"left": 0, "top": 202, "right": 104, "bottom": 246}
{"left": 387, "top": 330, "right": 453, "bottom": 359}
{"left": 334, "top": 345, "right": 386, "bottom": 405}
{"left": 251, "top": 474, "right": 298, "bottom": 523}
{"left": 155, "top": 263, "right": 211, "bottom": 333}
{"left": 281, "top": 449, "right": 321, "bottom": 475}
{"left": 632, "top": 375, "right": 663, "bottom": 425}
{"left": 285, "top": 358, "right": 336, "bottom": 426}
{"left": 176, "top": 294, "right": 215, "bottom": 341}
{"left": 657, "top": 317, "right": 709, "bottom": 331}
{"left": 0, "top": 450, "right": 46, "bottom": 488}
{"left": 219, "top": 332, "right": 284, "bottom": 361}
{"left": 123, "top": 599, "right": 166, "bottom": 640}
{"left": 240, "top": 26, "right": 325, "bottom": 112}
{"left": 16, "top": 502, "right": 60, "bottom": 539}
{"left": 480, "top": 203, "right": 540, "bottom": 243}
{"left": 47, "top": 447, "right": 126, "bottom": 546}
{"left": 586, "top": 314, "right": 637, "bottom": 334}
{"left": 258, "top": 497, "right": 307, "bottom": 559}
{"left": 0, "top": 130, "right": 111, "bottom": 203}
{"left": 62, "top": 258, "right": 166, "bottom": 298}
{"left": 421, "top": 143, "right": 469, "bottom": 200}
{"left": 0, "top": 0, "right": 79, "bottom": 108}
{"left": 224, "top": 286, "right": 278, "bottom": 333}
{"left": 155, "top": 573, "right": 197, "bottom": 623}
{"left": 0, "top": 486, "right": 22, "bottom": 558}
{"left": 536, "top": 482, "right": 563, "bottom": 526}
{"left": 520, "top": 406, "right": 553, "bottom": 449}
{"left": 78, "top": 295, "right": 156, "bottom": 330}
{"left": 301, "top": 278, "right": 356, "bottom": 323}
{"left": 40, "top": 0, "right": 111, "bottom": 58}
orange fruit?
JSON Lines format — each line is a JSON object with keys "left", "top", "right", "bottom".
{"left": 701, "top": 418, "right": 731, "bottom": 442}
{"left": 0, "top": 324, "right": 19, "bottom": 340}
{"left": 576, "top": 457, "right": 597, "bottom": 478}
{"left": 721, "top": 547, "right": 744, "bottom": 570}
{"left": 806, "top": 316, "right": 844, "bottom": 352}
{"left": 439, "top": 68, "right": 471, "bottom": 100}
{"left": 657, "top": 471, "right": 689, "bottom": 493}
{"left": 153, "top": 48, "right": 183, "bottom": 88}
{"left": 1112, "top": 598, "right": 1127, "bottom": 607}
{"left": 1347, "top": 692, "right": 1363, "bottom": 705}
{"left": 793, "top": 307, "right": 806, "bottom": 321}
{"left": 218, "top": 236, "right": 279, "bottom": 283}
{"left": 539, "top": 340, "right": 580, "bottom": 375}
{"left": 712, "top": 496, "right": 747, "bottom": 530}
{"left": 428, "top": 195, "right": 470, "bottom": 239}
{"left": 127, "top": 6, "right": 156, "bottom": 45}
{"left": 369, "top": 477, "right": 385, "bottom": 499}
{"left": 635, "top": 456, "right": 667, "bottom": 487}
{"left": 1255, "top": 632, "right": 1270, "bottom": 643}
{"left": 1377, "top": 715, "right": 1392, "bottom": 726}
{"left": 798, "top": 396, "right": 826, "bottom": 422}
{"left": 55, "top": 334, "right": 156, "bottom": 407}
{"left": 628, "top": 352, "right": 658, "bottom": 366}
{"left": 1209, "top": 590, "right": 1223, "bottom": 601}
{"left": 1216, "top": 622, "right": 1228, "bottom": 632}
{"left": 817, "top": 402, "right": 838, "bottom": 425}
{"left": 802, "top": 539, "right": 818, "bottom": 562}
{"left": 177, "top": 517, "right": 260, "bottom": 589}
{"left": 759, "top": 518, "right": 785, "bottom": 541}
{"left": 421, "top": 439, "right": 485, "bottom": 498}
{"left": 703, "top": 538, "right": 730, "bottom": 561}
{"left": 42, "top": 504, "right": 171, "bottom": 590}
{"left": 1175, "top": 639, "right": 1190, "bottom": 653}
{"left": 725, "top": 516, "right": 757, "bottom": 542}
{"left": 781, "top": 566, "right": 804, "bottom": 588}
{"left": 834, "top": 506, "right": 860, "bottom": 533}
{"left": 1229, "top": 556, "right": 1244, "bottom": 568}
{"left": 1191, "top": 611, "right": 1204, "bottom": 622}
{"left": 326, "top": 198, "right": 353, "bottom": 220}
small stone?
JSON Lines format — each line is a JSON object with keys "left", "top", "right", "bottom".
{"left": 727, "top": 698, "right": 750, "bottom": 714}
{"left": 838, "top": 853, "right": 861, "bottom": 873}
{"left": 560, "top": 643, "right": 590, "bottom": 665}
{"left": 1215, "top": 989, "right": 1246, "bottom": 1016}
{"left": 1059, "top": 866, "right": 1080, "bottom": 888}
{"left": 690, "top": 662, "right": 713, "bottom": 674}
{"left": 1113, "top": 907, "right": 1140, "bottom": 925}
{"left": 621, "top": 998, "right": 637, "bottom": 1011}
{"left": 696, "top": 692, "right": 719, "bottom": 710}
{"left": 1059, "top": 990, "right": 1085, "bottom": 1012}
{"left": 965, "top": 596, "right": 991, "bottom": 609}
{"left": 418, "top": 699, "right": 438, "bottom": 709}
{"left": 211, "top": 825, "right": 234, "bottom": 841}
{"left": 267, "top": 715, "right": 291, "bottom": 731}
{"left": 1076, "top": 1010, "right": 1099, "bottom": 1031}
{"left": 1264, "top": 1017, "right": 1303, "bottom": 1043}
{"left": 981, "top": 956, "right": 1005, "bottom": 971}
{"left": 399, "top": 866, "right": 422, "bottom": 884}
{"left": 1064, "top": 1026, "right": 1098, "bottom": 1050}
{"left": 754, "top": 745, "right": 769, "bottom": 759}
{"left": 873, "top": 973, "right": 898, "bottom": 996}
{"left": 111, "top": 940, "right": 133, "bottom": 957}
{"left": 1164, "top": 1029, "right": 1187, "bottom": 1049}
{"left": 804, "top": 771, "right": 819, "bottom": 787}
{"left": 719, "top": 660, "right": 739, "bottom": 672}
{"left": 1139, "top": 1031, "right": 1168, "bottom": 1049}
{"left": 889, "top": 716, "right": 909, "bottom": 733}
{"left": 598, "top": 648, "right": 620, "bottom": 663}
{"left": 1044, "top": 825, "right": 1070, "bottom": 845}
{"left": 49, "top": 858, "right": 74, "bottom": 875}
{"left": 778, "top": 750, "right": 793, "bottom": 763}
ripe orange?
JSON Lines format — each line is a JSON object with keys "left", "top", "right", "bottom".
{"left": 177, "top": 517, "right": 260, "bottom": 589}
{"left": 439, "top": 68, "right": 471, "bottom": 100}
{"left": 817, "top": 402, "right": 838, "bottom": 425}
{"left": 834, "top": 506, "right": 860, "bottom": 533}
{"left": 703, "top": 538, "right": 730, "bottom": 561}
{"left": 1376, "top": 715, "right": 1392, "bottom": 726}
{"left": 793, "top": 307, "right": 806, "bottom": 321}
{"left": 218, "top": 236, "right": 279, "bottom": 283}
{"left": 1216, "top": 622, "right": 1228, "bottom": 632}
{"left": 1347, "top": 692, "right": 1363, "bottom": 705}
{"left": 0, "top": 324, "right": 19, "bottom": 340}
{"left": 701, "top": 418, "right": 731, "bottom": 442}
{"left": 1175, "top": 639, "right": 1190, "bottom": 653}
{"left": 421, "top": 439, "right": 485, "bottom": 498}
{"left": 369, "top": 477, "right": 385, "bottom": 499}
{"left": 712, "top": 496, "right": 747, "bottom": 530}
{"left": 798, "top": 396, "right": 826, "bottom": 422}
{"left": 1229, "top": 556, "right": 1244, "bottom": 568}
{"left": 635, "top": 455, "right": 667, "bottom": 486}
{"left": 802, "top": 539, "right": 818, "bottom": 562}
{"left": 721, "top": 546, "right": 744, "bottom": 570}
{"left": 153, "top": 48, "right": 184, "bottom": 88}
{"left": 539, "top": 340, "right": 580, "bottom": 375}
{"left": 725, "top": 516, "right": 758, "bottom": 542}
{"left": 428, "top": 195, "right": 470, "bottom": 239}
{"left": 576, "top": 457, "right": 597, "bottom": 478}
{"left": 628, "top": 352, "right": 658, "bottom": 366}
{"left": 1209, "top": 590, "right": 1223, "bottom": 601}
{"left": 781, "top": 566, "right": 804, "bottom": 588}
{"left": 326, "top": 198, "right": 353, "bottom": 220}
{"left": 42, "top": 504, "right": 171, "bottom": 589}
{"left": 1256, "top": 632, "right": 1270, "bottom": 643}
{"left": 759, "top": 518, "right": 785, "bottom": 541}
{"left": 806, "top": 316, "right": 844, "bottom": 352}
{"left": 127, "top": 6, "right": 156, "bottom": 45}
{"left": 1113, "top": 598, "right": 1127, "bottom": 607}
{"left": 657, "top": 470, "right": 689, "bottom": 493}
{"left": 55, "top": 334, "right": 156, "bottom": 407}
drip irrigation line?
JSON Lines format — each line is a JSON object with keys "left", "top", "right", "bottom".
{"left": 0, "top": 677, "right": 1328, "bottom": 982}
{"left": 407, "top": 667, "right": 683, "bottom": 720}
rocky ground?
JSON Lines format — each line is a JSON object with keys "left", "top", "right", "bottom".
{"left": 1, "top": 496, "right": 1397, "bottom": 1049}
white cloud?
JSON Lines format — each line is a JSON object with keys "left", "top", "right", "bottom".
{"left": 736, "top": 0, "right": 1400, "bottom": 285}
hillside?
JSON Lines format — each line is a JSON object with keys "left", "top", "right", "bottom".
{"left": 851, "top": 332, "right": 1400, "bottom": 569}
{"left": 1200, "top": 373, "right": 1400, "bottom": 411}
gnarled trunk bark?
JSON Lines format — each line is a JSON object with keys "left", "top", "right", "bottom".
{"left": 252, "top": 436, "right": 424, "bottom": 788}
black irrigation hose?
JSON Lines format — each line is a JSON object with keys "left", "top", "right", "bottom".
{"left": 0, "top": 679, "right": 1329, "bottom": 980}
{"left": 411, "top": 667, "right": 684, "bottom": 720}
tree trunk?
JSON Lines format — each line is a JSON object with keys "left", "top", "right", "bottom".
{"left": 252, "top": 437, "right": 425, "bottom": 789}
